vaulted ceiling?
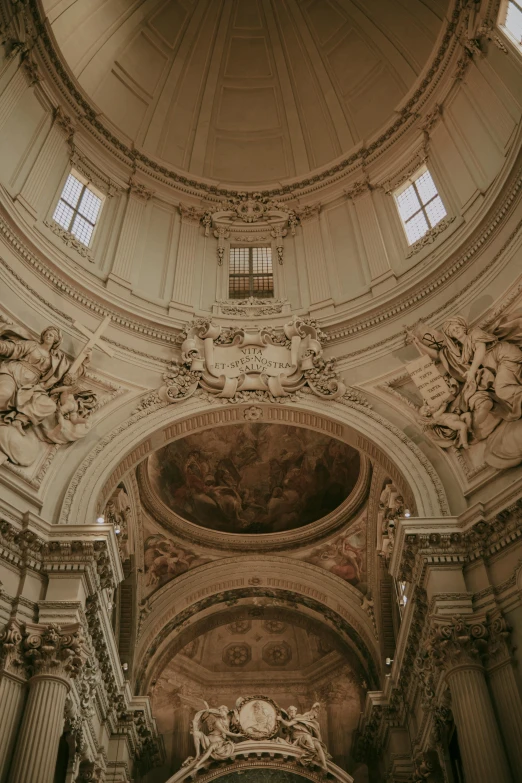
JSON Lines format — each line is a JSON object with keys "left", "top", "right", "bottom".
{"left": 43, "top": 0, "right": 450, "bottom": 183}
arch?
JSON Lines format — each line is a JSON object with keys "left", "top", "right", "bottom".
{"left": 134, "top": 556, "right": 380, "bottom": 695}
{"left": 58, "top": 394, "right": 449, "bottom": 527}
{"left": 163, "top": 753, "right": 354, "bottom": 783}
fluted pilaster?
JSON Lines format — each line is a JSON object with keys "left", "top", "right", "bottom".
{"left": 171, "top": 207, "right": 199, "bottom": 310}
{"left": 9, "top": 673, "right": 69, "bottom": 783}
{"left": 349, "top": 186, "right": 396, "bottom": 291}
{"left": 486, "top": 617, "right": 522, "bottom": 777}
{"left": 0, "top": 65, "right": 26, "bottom": 131}
{"left": 0, "top": 673, "right": 25, "bottom": 782}
{"left": 301, "top": 206, "right": 332, "bottom": 308}
{"left": 17, "top": 108, "right": 74, "bottom": 216}
{"left": 109, "top": 180, "right": 152, "bottom": 289}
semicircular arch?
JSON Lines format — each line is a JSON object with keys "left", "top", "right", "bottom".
{"left": 134, "top": 556, "right": 381, "bottom": 695}
{"left": 59, "top": 395, "right": 449, "bottom": 527}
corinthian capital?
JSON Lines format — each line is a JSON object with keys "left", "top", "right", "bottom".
{"left": 486, "top": 614, "right": 512, "bottom": 667}
{"left": 425, "top": 615, "right": 488, "bottom": 670}
{"left": 22, "top": 623, "right": 85, "bottom": 679}
{"left": 0, "top": 621, "right": 25, "bottom": 677}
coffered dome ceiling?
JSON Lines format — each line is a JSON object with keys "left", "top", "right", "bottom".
{"left": 43, "top": 0, "right": 450, "bottom": 184}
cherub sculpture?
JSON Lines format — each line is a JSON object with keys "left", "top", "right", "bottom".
{"left": 418, "top": 400, "right": 472, "bottom": 449}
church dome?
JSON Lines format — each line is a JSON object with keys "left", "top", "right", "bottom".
{"left": 43, "top": 0, "right": 450, "bottom": 185}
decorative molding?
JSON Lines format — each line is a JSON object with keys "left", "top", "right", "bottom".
{"left": 43, "top": 219, "right": 94, "bottom": 261}
{"left": 213, "top": 298, "right": 291, "bottom": 318}
{"left": 405, "top": 216, "right": 456, "bottom": 258}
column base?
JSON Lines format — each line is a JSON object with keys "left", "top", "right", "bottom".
{"left": 308, "top": 298, "right": 335, "bottom": 317}
{"left": 106, "top": 274, "right": 133, "bottom": 297}
{"left": 13, "top": 193, "right": 37, "bottom": 221}
{"left": 371, "top": 270, "right": 397, "bottom": 296}
{"left": 168, "top": 300, "right": 196, "bottom": 317}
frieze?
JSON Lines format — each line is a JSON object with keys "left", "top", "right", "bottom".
{"left": 0, "top": 520, "right": 116, "bottom": 589}
{"left": 396, "top": 501, "right": 522, "bottom": 582}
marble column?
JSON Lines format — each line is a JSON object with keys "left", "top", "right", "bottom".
{"left": 9, "top": 623, "right": 84, "bottom": 783}
{"left": 429, "top": 617, "right": 512, "bottom": 783}
{"left": 485, "top": 616, "right": 522, "bottom": 777}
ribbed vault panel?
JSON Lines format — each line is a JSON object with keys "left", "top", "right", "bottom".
{"left": 43, "top": 0, "right": 450, "bottom": 184}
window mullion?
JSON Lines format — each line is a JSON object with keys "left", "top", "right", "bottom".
{"left": 249, "top": 247, "right": 254, "bottom": 297}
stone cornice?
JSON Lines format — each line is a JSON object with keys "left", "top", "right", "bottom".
{"left": 390, "top": 483, "right": 522, "bottom": 584}
{"left": 0, "top": 515, "right": 124, "bottom": 590}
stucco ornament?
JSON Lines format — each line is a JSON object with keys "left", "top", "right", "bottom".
{"left": 183, "top": 697, "right": 330, "bottom": 773}
{"left": 158, "top": 317, "right": 346, "bottom": 404}
{"left": 405, "top": 313, "right": 522, "bottom": 468}
{"left": 0, "top": 321, "right": 102, "bottom": 467}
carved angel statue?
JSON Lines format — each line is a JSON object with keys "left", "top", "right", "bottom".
{"left": 185, "top": 702, "right": 242, "bottom": 770}
{"left": 280, "top": 703, "right": 330, "bottom": 771}
{"left": 0, "top": 323, "right": 96, "bottom": 466}
{"left": 418, "top": 400, "right": 472, "bottom": 450}
{"left": 407, "top": 313, "right": 522, "bottom": 467}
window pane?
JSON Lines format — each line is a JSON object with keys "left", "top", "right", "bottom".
{"left": 424, "top": 196, "right": 447, "bottom": 228}
{"left": 505, "top": 1, "right": 522, "bottom": 45}
{"left": 61, "top": 174, "right": 84, "bottom": 208}
{"left": 229, "top": 247, "right": 250, "bottom": 275}
{"left": 53, "top": 200, "right": 74, "bottom": 231}
{"left": 396, "top": 184, "right": 422, "bottom": 221}
{"left": 404, "top": 211, "right": 429, "bottom": 244}
{"left": 251, "top": 247, "right": 272, "bottom": 274}
{"left": 71, "top": 215, "right": 95, "bottom": 246}
{"left": 414, "top": 170, "right": 438, "bottom": 205}
{"left": 78, "top": 188, "right": 102, "bottom": 224}
{"left": 252, "top": 275, "right": 274, "bottom": 297}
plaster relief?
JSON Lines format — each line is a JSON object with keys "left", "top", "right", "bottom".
{"left": 406, "top": 312, "right": 522, "bottom": 469}
{"left": 0, "top": 316, "right": 112, "bottom": 468}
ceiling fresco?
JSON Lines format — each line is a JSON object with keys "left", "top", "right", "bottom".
{"left": 147, "top": 424, "right": 361, "bottom": 535}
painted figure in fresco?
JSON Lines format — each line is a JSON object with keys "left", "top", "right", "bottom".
{"left": 280, "top": 703, "right": 329, "bottom": 770}
{"left": 148, "top": 424, "right": 361, "bottom": 535}
{"left": 144, "top": 534, "right": 208, "bottom": 587}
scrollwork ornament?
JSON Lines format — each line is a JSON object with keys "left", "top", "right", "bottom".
{"left": 146, "top": 317, "right": 350, "bottom": 406}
